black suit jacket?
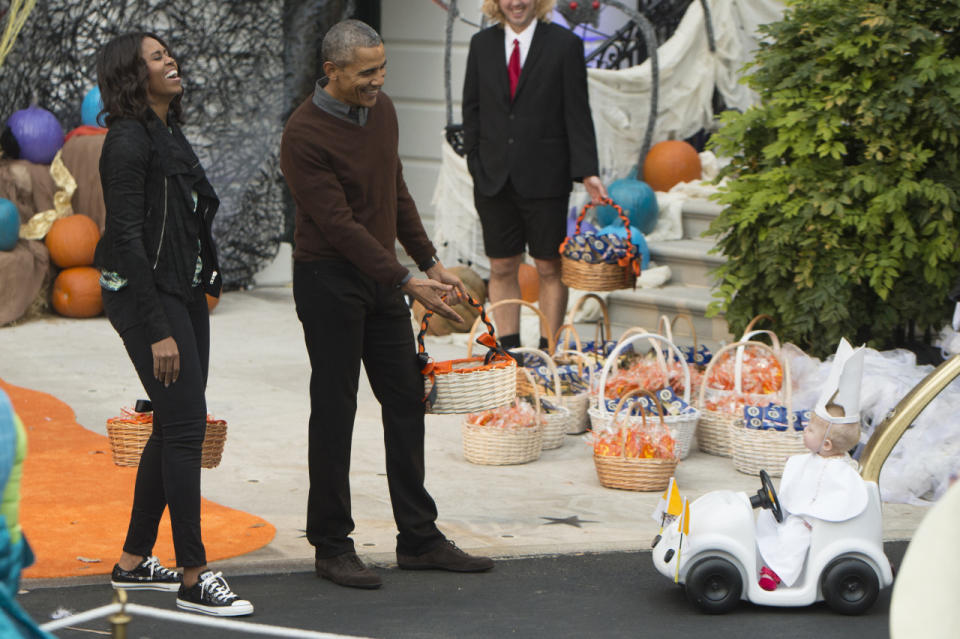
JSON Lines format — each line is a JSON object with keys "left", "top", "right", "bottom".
{"left": 462, "top": 21, "right": 600, "bottom": 199}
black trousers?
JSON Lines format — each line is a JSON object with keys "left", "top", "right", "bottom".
{"left": 293, "top": 260, "right": 445, "bottom": 559}
{"left": 110, "top": 288, "right": 209, "bottom": 568}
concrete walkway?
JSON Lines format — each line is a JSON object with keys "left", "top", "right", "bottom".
{"left": 0, "top": 287, "right": 928, "bottom": 578}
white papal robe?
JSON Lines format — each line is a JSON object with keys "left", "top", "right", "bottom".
{"left": 756, "top": 453, "right": 868, "bottom": 586}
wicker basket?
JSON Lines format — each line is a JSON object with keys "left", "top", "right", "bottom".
{"left": 106, "top": 410, "right": 227, "bottom": 469}
{"left": 592, "top": 390, "right": 678, "bottom": 492}
{"left": 461, "top": 369, "right": 544, "bottom": 465}
{"left": 697, "top": 340, "right": 785, "bottom": 458}
{"left": 559, "top": 199, "right": 640, "bottom": 292}
{"left": 550, "top": 345, "right": 592, "bottom": 434}
{"left": 731, "top": 419, "right": 806, "bottom": 477}
{"left": 591, "top": 331, "right": 700, "bottom": 459}
{"left": 512, "top": 347, "right": 572, "bottom": 450}
{"left": 418, "top": 295, "right": 517, "bottom": 414}
{"left": 729, "top": 348, "right": 799, "bottom": 476}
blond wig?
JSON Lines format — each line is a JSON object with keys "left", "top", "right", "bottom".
{"left": 481, "top": 0, "right": 556, "bottom": 24}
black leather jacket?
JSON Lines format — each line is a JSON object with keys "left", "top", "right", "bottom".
{"left": 94, "top": 111, "right": 221, "bottom": 342}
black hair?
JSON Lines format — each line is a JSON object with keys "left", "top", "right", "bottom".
{"left": 97, "top": 31, "right": 183, "bottom": 126}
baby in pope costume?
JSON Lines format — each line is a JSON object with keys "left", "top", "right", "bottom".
{"left": 755, "top": 338, "right": 869, "bottom": 591}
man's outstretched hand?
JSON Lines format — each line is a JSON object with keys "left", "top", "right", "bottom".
{"left": 402, "top": 279, "right": 462, "bottom": 323}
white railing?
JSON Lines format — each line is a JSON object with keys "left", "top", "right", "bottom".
{"left": 40, "top": 590, "right": 373, "bottom": 638}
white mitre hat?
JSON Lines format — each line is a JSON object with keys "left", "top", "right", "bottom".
{"left": 814, "top": 337, "right": 866, "bottom": 424}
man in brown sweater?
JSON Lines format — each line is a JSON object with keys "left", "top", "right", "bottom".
{"left": 279, "top": 19, "right": 494, "bottom": 590}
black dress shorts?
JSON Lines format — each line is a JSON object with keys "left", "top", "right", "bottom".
{"left": 474, "top": 181, "right": 569, "bottom": 260}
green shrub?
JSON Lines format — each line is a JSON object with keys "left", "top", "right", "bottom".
{"left": 708, "top": 0, "right": 960, "bottom": 357}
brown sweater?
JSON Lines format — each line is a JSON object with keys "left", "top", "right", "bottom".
{"left": 279, "top": 92, "right": 435, "bottom": 287}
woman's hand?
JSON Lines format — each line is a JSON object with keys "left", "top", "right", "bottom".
{"left": 151, "top": 336, "right": 180, "bottom": 387}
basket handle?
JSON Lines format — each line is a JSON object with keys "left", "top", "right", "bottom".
{"left": 518, "top": 367, "right": 543, "bottom": 426}
{"left": 697, "top": 339, "right": 787, "bottom": 408}
{"left": 611, "top": 388, "right": 673, "bottom": 460}
{"left": 742, "top": 314, "right": 774, "bottom": 336}
{"left": 611, "top": 388, "right": 649, "bottom": 434}
{"left": 512, "top": 347, "right": 562, "bottom": 400}
{"left": 596, "top": 332, "right": 693, "bottom": 411}
{"left": 670, "top": 314, "right": 699, "bottom": 355}
{"left": 554, "top": 323, "right": 584, "bottom": 355}
{"left": 608, "top": 326, "right": 667, "bottom": 377}
{"left": 740, "top": 329, "right": 781, "bottom": 355}
{"left": 567, "top": 293, "right": 611, "bottom": 352}
{"left": 466, "top": 298, "right": 554, "bottom": 356}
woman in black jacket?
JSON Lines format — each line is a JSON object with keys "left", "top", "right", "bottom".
{"left": 95, "top": 32, "right": 252, "bottom": 617}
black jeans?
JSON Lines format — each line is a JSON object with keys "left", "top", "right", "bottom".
{"left": 110, "top": 288, "right": 209, "bottom": 568}
{"left": 293, "top": 260, "right": 445, "bottom": 559}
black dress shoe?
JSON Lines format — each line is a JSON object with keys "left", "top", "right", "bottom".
{"left": 397, "top": 540, "right": 494, "bottom": 572}
{"left": 315, "top": 552, "right": 382, "bottom": 589}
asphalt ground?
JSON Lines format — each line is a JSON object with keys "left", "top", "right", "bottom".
{"left": 20, "top": 543, "right": 906, "bottom": 639}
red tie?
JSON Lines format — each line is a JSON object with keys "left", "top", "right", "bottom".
{"left": 508, "top": 38, "right": 521, "bottom": 101}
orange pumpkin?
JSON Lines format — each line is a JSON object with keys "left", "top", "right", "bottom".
{"left": 518, "top": 263, "right": 539, "bottom": 303}
{"left": 206, "top": 293, "right": 219, "bottom": 312}
{"left": 642, "top": 140, "right": 702, "bottom": 193}
{"left": 52, "top": 266, "right": 103, "bottom": 318}
{"left": 45, "top": 214, "right": 100, "bottom": 268}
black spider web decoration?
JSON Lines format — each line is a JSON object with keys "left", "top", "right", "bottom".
{"left": 0, "top": 0, "right": 296, "bottom": 288}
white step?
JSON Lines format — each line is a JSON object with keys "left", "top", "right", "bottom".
{"left": 647, "top": 239, "right": 723, "bottom": 287}
{"left": 681, "top": 198, "right": 723, "bottom": 240}
{"left": 606, "top": 284, "right": 733, "bottom": 350}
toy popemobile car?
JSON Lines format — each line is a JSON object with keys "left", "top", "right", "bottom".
{"left": 651, "top": 348, "right": 960, "bottom": 615}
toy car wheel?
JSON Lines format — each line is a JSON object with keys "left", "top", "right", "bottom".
{"left": 685, "top": 558, "right": 743, "bottom": 614}
{"left": 821, "top": 558, "right": 880, "bottom": 615}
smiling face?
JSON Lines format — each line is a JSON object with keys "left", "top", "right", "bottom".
{"left": 141, "top": 36, "right": 181, "bottom": 107}
{"left": 323, "top": 44, "right": 386, "bottom": 109}
{"left": 498, "top": 0, "right": 537, "bottom": 33}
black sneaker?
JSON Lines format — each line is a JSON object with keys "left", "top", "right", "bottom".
{"left": 176, "top": 570, "right": 254, "bottom": 617}
{"left": 111, "top": 556, "right": 181, "bottom": 592}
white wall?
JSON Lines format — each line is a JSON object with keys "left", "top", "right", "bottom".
{"left": 381, "top": 0, "right": 484, "bottom": 241}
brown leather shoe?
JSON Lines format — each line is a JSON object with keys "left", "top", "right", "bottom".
{"left": 315, "top": 552, "right": 382, "bottom": 589}
{"left": 397, "top": 540, "right": 494, "bottom": 572}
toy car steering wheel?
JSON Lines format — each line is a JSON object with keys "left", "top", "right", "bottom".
{"left": 749, "top": 469, "right": 784, "bottom": 523}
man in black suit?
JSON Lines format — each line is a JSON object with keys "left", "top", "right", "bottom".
{"left": 462, "top": 0, "right": 606, "bottom": 351}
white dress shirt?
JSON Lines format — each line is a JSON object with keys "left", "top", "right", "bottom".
{"left": 503, "top": 19, "right": 537, "bottom": 68}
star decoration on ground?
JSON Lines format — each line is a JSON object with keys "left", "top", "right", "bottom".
{"left": 540, "top": 515, "right": 600, "bottom": 528}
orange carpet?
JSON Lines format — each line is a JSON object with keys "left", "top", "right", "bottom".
{"left": 0, "top": 379, "right": 276, "bottom": 578}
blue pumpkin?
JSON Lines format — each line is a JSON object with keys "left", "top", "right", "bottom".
{"left": 594, "top": 178, "right": 659, "bottom": 233}
{"left": 5, "top": 105, "right": 64, "bottom": 165}
{"left": 599, "top": 224, "right": 651, "bottom": 269}
{"left": 81, "top": 87, "right": 106, "bottom": 127}
{"left": 0, "top": 198, "right": 19, "bottom": 251}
